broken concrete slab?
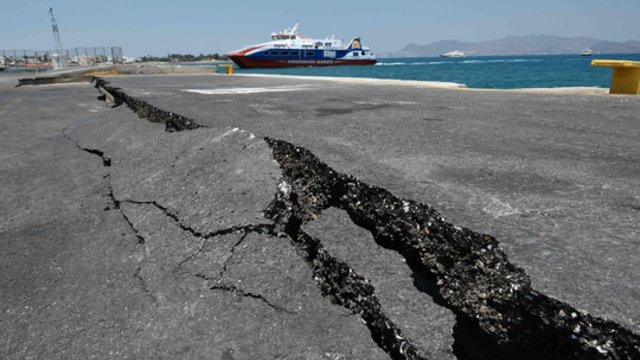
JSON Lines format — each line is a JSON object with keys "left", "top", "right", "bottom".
{"left": 115, "top": 201, "right": 389, "bottom": 359}
{"left": 304, "top": 208, "right": 457, "bottom": 359}
{"left": 64, "top": 102, "right": 280, "bottom": 236}
{"left": 212, "top": 232, "right": 390, "bottom": 359}
{"left": 109, "top": 128, "right": 279, "bottom": 234}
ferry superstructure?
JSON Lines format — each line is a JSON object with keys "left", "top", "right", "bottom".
{"left": 441, "top": 50, "right": 465, "bottom": 58}
{"left": 227, "top": 24, "right": 376, "bottom": 68}
{"left": 580, "top": 48, "right": 593, "bottom": 56}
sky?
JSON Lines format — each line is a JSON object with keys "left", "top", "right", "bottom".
{"left": 1, "top": 0, "right": 638, "bottom": 57}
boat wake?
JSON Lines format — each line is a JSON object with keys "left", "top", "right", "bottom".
{"left": 375, "top": 61, "right": 446, "bottom": 66}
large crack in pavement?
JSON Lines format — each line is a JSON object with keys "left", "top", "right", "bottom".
{"left": 86, "top": 80, "right": 436, "bottom": 359}
{"left": 265, "top": 186, "right": 426, "bottom": 359}
{"left": 65, "top": 77, "right": 640, "bottom": 359}
{"left": 264, "top": 137, "right": 640, "bottom": 360}
{"left": 92, "top": 77, "right": 204, "bottom": 132}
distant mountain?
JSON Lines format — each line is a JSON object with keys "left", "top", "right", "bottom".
{"left": 398, "top": 35, "right": 640, "bottom": 57}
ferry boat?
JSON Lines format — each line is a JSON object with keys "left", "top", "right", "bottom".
{"left": 441, "top": 50, "right": 465, "bottom": 58}
{"left": 227, "top": 24, "right": 376, "bottom": 68}
{"left": 580, "top": 48, "right": 593, "bottom": 56}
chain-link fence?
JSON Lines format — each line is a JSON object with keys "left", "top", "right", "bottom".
{"left": 0, "top": 47, "right": 124, "bottom": 72}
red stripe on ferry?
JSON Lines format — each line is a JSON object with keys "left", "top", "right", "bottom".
{"left": 229, "top": 45, "right": 263, "bottom": 56}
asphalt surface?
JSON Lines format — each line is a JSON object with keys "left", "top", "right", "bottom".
{"left": 1, "top": 72, "right": 639, "bottom": 359}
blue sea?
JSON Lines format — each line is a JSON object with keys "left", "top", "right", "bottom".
{"left": 236, "top": 54, "right": 640, "bottom": 89}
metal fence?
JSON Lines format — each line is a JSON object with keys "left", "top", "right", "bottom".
{"left": 0, "top": 46, "right": 123, "bottom": 72}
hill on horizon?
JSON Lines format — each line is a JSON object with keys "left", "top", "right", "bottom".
{"left": 397, "top": 35, "right": 640, "bottom": 57}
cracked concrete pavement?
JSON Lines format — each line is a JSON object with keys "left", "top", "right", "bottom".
{"left": 304, "top": 208, "right": 457, "bottom": 359}
{"left": 1, "top": 73, "right": 640, "bottom": 359}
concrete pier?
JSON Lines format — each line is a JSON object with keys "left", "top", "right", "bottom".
{"left": 1, "top": 73, "right": 639, "bottom": 359}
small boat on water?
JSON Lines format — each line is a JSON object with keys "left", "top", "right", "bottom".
{"left": 580, "top": 48, "right": 593, "bottom": 56}
{"left": 227, "top": 23, "right": 377, "bottom": 68}
{"left": 441, "top": 50, "right": 465, "bottom": 58}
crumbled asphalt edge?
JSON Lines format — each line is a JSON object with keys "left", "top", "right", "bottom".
{"left": 92, "top": 77, "right": 204, "bottom": 132}
{"left": 264, "top": 137, "right": 640, "bottom": 360}
{"left": 16, "top": 74, "right": 93, "bottom": 87}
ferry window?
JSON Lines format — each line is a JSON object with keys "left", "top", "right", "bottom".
{"left": 291, "top": 36, "right": 296, "bottom": 39}
{"left": 353, "top": 52, "right": 359, "bottom": 56}
{"left": 263, "top": 51, "right": 270, "bottom": 55}
{"left": 291, "top": 51, "right": 299, "bottom": 56}
{"left": 361, "top": 51, "right": 366, "bottom": 55}
{"left": 315, "top": 42, "right": 323, "bottom": 47}
{"left": 324, "top": 42, "right": 332, "bottom": 47}
{"left": 281, "top": 51, "right": 289, "bottom": 55}
{"left": 271, "top": 51, "right": 279, "bottom": 55}
{"left": 306, "top": 51, "right": 314, "bottom": 56}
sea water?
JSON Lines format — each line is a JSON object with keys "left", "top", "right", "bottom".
{"left": 236, "top": 53, "right": 640, "bottom": 89}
